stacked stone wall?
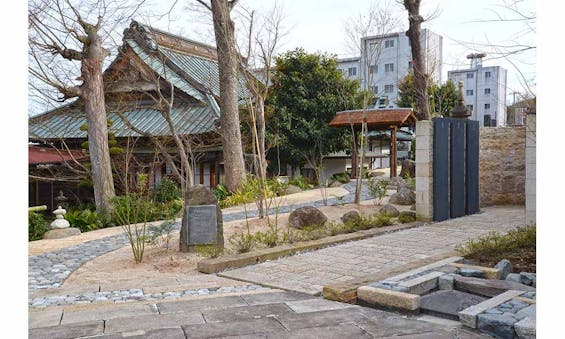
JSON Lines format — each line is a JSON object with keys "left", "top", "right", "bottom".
{"left": 479, "top": 127, "right": 526, "bottom": 207}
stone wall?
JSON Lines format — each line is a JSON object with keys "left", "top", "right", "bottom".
{"left": 479, "top": 127, "right": 526, "bottom": 207}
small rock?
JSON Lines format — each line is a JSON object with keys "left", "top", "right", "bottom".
{"left": 341, "top": 210, "right": 361, "bottom": 223}
{"left": 515, "top": 305, "right": 536, "bottom": 321}
{"left": 494, "top": 259, "right": 513, "bottom": 280}
{"left": 458, "top": 268, "right": 485, "bottom": 278}
{"left": 283, "top": 184, "right": 303, "bottom": 195}
{"left": 438, "top": 274, "right": 455, "bottom": 290}
{"left": 288, "top": 206, "right": 328, "bottom": 229}
{"left": 514, "top": 316, "right": 536, "bottom": 339}
{"left": 477, "top": 313, "right": 518, "bottom": 339}
{"left": 389, "top": 188, "right": 416, "bottom": 205}
{"left": 378, "top": 204, "right": 399, "bottom": 217}
{"left": 521, "top": 292, "right": 536, "bottom": 300}
{"left": 520, "top": 272, "right": 536, "bottom": 286}
{"left": 505, "top": 273, "right": 522, "bottom": 283}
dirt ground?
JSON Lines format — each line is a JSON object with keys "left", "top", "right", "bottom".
{"left": 61, "top": 199, "right": 408, "bottom": 291}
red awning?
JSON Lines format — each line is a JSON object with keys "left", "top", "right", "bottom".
{"left": 29, "top": 146, "right": 88, "bottom": 165}
{"left": 329, "top": 108, "right": 416, "bottom": 128}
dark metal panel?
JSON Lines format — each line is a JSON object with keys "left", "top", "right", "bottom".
{"left": 433, "top": 118, "right": 449, "bottom": 221}
{"left": 466, "top": 120, "right": 480, "bottom": 215}
{"left": 450, "top": 119, "right": 466, "bottom": 218}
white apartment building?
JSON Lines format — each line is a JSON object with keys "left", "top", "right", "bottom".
{"left": 448, "top": 55, "right": 507, "bottom": 127}
{"left": 337, "top": 28, "right": 443, "bottom": 107}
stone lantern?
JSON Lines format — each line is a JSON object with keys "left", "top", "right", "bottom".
{"left": 43, "top": 206, "right": 81, "bottom": 239}
{"left": 451, "top": 80, "right": 471, "bottom": 119}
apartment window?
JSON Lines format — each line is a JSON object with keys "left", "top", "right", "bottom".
{"left": 369, "top": 65, "right": 378, "bottom": 74}
{"left": 385, "top": 84, "right": 394, "bottom": 93}
{"left": 466, "top": 104, "right": 474, "bottom": 113}
{"left": 385, "top": 40, "right": 394, "bottom": 48}
{"left": 385, "top": 63, "right": 394, "bottom": 73}
{"left": 484, "top": 88, "right": 491, "bottom": 95}
{"left": 408, "top": 61, "right": 413, "bottom": 69}
{"left": 485, "top": 103, "right": 491, "bottom": 110}
{"left": 348, "top": 67, "right": 357, "bottom": 77}
{"left": 466, "top": 89, "right": 474, "bottom": 96}
{"left": 467, "top": 73, "right": 474, "bottom": 79}
{"left": 485, "top": 71, "right": 491, "bottom": 78}
{"left": 371, "top": 85, "right": 379, "bottom": 94}
{"left": 484, "top": 114, "right": 492, "bottom": 127}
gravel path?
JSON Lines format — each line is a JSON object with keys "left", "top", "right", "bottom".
{"left": 29, "top": 181, "right": 374, "bottom": 295}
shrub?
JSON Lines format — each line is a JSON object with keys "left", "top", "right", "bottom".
{"left": 281, "top": 228, "right": 303, "bottom": 244}
{"left": 29, "top": 212, "right": 49, "bottom": 241}
{"left": 288, "top": 175, "right": 314, "bottom": 190}
{"left": 212, "top": 184, "right": 229, "bottom": 201}
{"left": 368, "top": 178, "right": 389, "bottom": 205}
{"left": 147, "top": 221, "right": 175, "bottom": 249}
{"left": 398, "top": 213, "right": 416, "bottom": 223}
{"left": 153, "top": 177, "right": 182, "bottom": 203}
{"left": 229, "top": 232, "right": 255, "bottom": 253}
{"left": 330, "top": 172, "right": 350, "bottom": 184}
{"left": 195, "top": 245, "right": 226, "bottom": 258}
{"left": 65, "top": 209, "right": 111, "bottom": 232}
{"left": 111, "top": 193, "right": 151, "bottom": 264}
{"left": 254, "top": 224, "right": 281, "bottom": 248}
{"left": 456, "top": 225, "right": 536, "bottom": 259}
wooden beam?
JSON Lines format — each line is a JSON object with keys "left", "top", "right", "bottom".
{"left": 390, "top": 126, "right": 398, "bottom": 178}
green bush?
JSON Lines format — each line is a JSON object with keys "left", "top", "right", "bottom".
{"left": 212, "top": 184, "right": 229, "bottom": 201}
{"left": 288, "top": 175, "right": 314, "bottom": 190}
{"left": 254, "top": 225, "right": 281, "bottom": 248}
{"left": 456, "top": 225, "right": 536, "bottom": 259}
{"left": 65, "top": 209, "right": 111, "bottom": 232}
{"left": 398, "top": 212, "right": 416, "bottom": 223}
{"left": 153, "top": 177, "right": 182, "bottom": 203}
{"left": 29, "top": 212, "right": 49, "bottom": 241}
{"left": 368, "top": 178, "right": 389, "bottom": 205}
{"left": 331, "top": 172, "right": 350, "bottom": 184}
{"left": 195, "top": 245, "right": 226, "bottom": 258}
{"left": 229, "top": 232, "right": 255, "bottom": 253}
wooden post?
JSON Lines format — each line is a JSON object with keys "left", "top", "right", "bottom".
{"left": 351, "top": 129, "right": 358, "bottom": 179}
{"left": 390, "top": 126, "right": 398, "bottom": 178}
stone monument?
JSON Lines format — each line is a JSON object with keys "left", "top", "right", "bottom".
{"left": 179, "top": 185, "right": 224, "bottom": 252}
{"left": 43, "top": 206, "right": 81, "bottom": 239}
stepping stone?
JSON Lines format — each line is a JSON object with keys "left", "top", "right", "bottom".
{"left": 454, "top": 275, "right": 535, "bottom": 297}
{"left": 420, "top": 290, "right": 487, "bottom": 320}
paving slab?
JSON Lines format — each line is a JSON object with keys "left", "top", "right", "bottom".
{"left": 276, "top": 307, "right": 370, "bottom": 331}
{"left": 182, "top": 317, "right": 287, "bottom": 338}
{"left": 89, "top": 327, "right": 186, "bottom": 339}
{"left": 202, "top": 303, "right": 293, "bottom": 322}
{"left": 420, "top": 290, "right": 488, "bottom": 320}
{"left": 459, "top": 290, "right": 525, "bottom": 328}
{"left": 61, "top": 303, "right": 157, "bottom": 324}
{"left": 454, "top": 274, "right": 535, "bottom": 297}
{"left": 104, "top": 311, "right": 205, "bottom": 333}
{"left": 29, "top": 321, "right": 104, "bottom": 339}
{"left": 28, "top": 308, "right": 63, "bottom": 328}
{"left": 267, "top": 323, "right": 372, "bottom": 339}
{"left": 157, "top": 295, "right": 247, "bottom": 314}
{"left": 285, "top": 298, "right": 357, "bottom": 313}
{"left": 240, "top": 291, "right": 314, "bottom": 306}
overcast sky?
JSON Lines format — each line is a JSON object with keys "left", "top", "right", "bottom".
{"left": 151, "top": 0, "right": 535, "bottom": 104}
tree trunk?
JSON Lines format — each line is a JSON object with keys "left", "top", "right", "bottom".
{"left": 211, "top": 0, "right": 246, "bottom": 191}
{"left": 404, "top": 0, "right": 431, "bottom": 121}
{"left": 256, "top": 98, "right": 267, "bottom": 179}
{"left": 82, "top": 31, "right": 115, "bottom": 213}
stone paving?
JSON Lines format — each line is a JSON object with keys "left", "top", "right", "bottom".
{"left": 219, "top": 206, "right": 526, "bottom": 295}
{"left": 28, "top": 181, "right": 370, "bottom": 293}
{"left": 29, "top": 290, "right": 488, "bottom": 338}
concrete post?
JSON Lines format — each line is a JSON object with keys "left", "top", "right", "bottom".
{"left": 415, "top": 120, "right": 434, "bottom": 221}
{"left": 525, "top": 113, "right": 536, "bottom": 224}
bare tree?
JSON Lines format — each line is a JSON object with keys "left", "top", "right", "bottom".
{"left": 196, "top": 0, "right": 247, "bottom": 192}
{"left": 343, "top": 0, "right": 401, "bottom": 203}
{"left": 28, "top": 0, "right": 147, "bottom": 213}
{"left": 402, "top": 0, "right": 431, "bottom": 121}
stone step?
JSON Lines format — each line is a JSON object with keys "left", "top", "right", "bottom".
{"left": 459, "top": 290, "right": 525, "bottom": 329}
{"left": 420, "top": 290, "right": 487, "bottom": 321}
{"left": 453, "top": 275, "right": 536, "bottom": 297}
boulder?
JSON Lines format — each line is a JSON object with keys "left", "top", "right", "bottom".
{"left": 289, "top": 206, "right": 328, "bottom": 229}
{"left": 388, "top": 188, "right": 416, "bottom": 205}
{"left": 341, "top": 210, "right": 361, "bottom": 224}
{"left": 388, "top": 176, "right": 406, "bottom": 187}
{"left": 505, "top": 273, "right": 522, "bottom": 284}
{"left": 494, "top": 259, "right": 513, "bottom": 280}
{"left": 329, "top": 181, "right": 342, "bottom": 188}
{"left": 283, "top": 184, "right": 303, "bottom": 195}
{"left": 477, "top": 313, "right": 518, "bottom": 339}
{"left": 43, "top": 227, "right": 81, "bottom": 239}
{"left": 514, "top": 316, "right": 536, "bottom": 339}
{"left": 400, "top": 159, "right": 416, "bottom": 179}
{"left": 378, "top": 204, "right": 400, "bottom": 217}
{"left": 459, "top": 268, "right": 485, "bottom": 278}
{"left": 520, "top": 272, "right": 536, "bottom": 286}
